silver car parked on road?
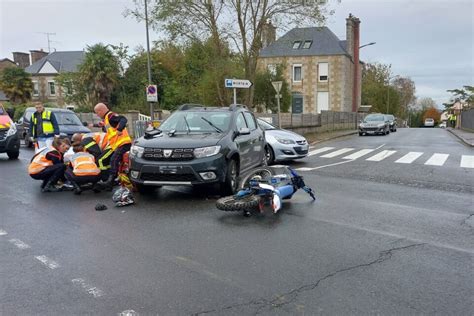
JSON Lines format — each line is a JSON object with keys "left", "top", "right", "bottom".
{"left": 257, "top": 118, "right": 309, "bottom": 165}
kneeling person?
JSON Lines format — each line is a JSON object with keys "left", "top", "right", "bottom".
{"left": 65, "top": 144, "right": 101, "bottom": 194}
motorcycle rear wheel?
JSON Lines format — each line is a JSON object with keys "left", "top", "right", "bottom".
{"left": 216, "top": 195, "right": 260, "bottom": 212}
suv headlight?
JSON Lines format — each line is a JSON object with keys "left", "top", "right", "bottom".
{"left": 194, "top": 145, "right": 221, "bottom": 158}
{"left": 377, "top": 123, "right": 385, "bottom": 128}
{"left": 130, "top": 145, "right": 144, "bottom": 158}
{"left": 276, "top": 138, "right": 295, "bottom": 145}
{"left": 6, "top": 124, "right": 17, "bottom": 137}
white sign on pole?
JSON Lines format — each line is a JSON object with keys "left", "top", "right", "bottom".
{"left": 146, "top": 84, "right": 158, "bottom": 102}
{"left": 225, "top": 79, "right": 253, "bottom": 89}
{"left": 271, "top": 81, "right": 283, "bottom": 94}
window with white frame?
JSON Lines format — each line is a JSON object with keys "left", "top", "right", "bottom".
{"left": 32, "top": 81, "right": 39, "bottom": 96}
{"left": 318, "top": 62, "right": 329, "bottom": 82}
{"left": 48, "top": 81, "right": 56, "bottom": 96}
{"left": 293, "top": 64, "right": 302, "bottom": 82}
{"left": 317, "top": 91, "right": 329, "bottom": 113}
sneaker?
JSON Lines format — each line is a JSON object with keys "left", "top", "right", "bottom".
{"left": 61, "top": 181, "right": 75, "bottom": 191}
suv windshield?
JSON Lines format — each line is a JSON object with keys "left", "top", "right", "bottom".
{"left": 160, "top": 111, "right": 231, "bottom": 133}
{"left": 55, "top": 112, "right": 83, "bottom": 125}
{"left": 364, "top": 115, "right": 385, "bottom": 122}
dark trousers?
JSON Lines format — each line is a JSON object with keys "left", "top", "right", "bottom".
{"left": 30, "top": 164, "right": 65, "bottom": 185}
{"left": 65, "top": 168, "right": 101, "bottom": 186}
{"left": 110, "top": 143, "right": 131, "bottom": 177}
{"left": 97, "top": 148, "right": 113, "bottom": 171}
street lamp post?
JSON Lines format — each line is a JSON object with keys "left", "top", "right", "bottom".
{"left": 359, "top": 42, "right": 376, "bottom": 49}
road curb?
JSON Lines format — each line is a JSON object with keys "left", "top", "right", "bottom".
{"left": 309, "top": 131, "right": 358, "bottom": 146}
{"left": 447, "top": 128, "right": 474, "bottom": 147}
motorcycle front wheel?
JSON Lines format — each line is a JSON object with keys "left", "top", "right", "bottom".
{"left": 216, "top": 195, "right": 260, "bottom": 212}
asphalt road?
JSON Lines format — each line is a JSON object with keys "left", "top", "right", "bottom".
{"left": 0, "top": 128, "right": 473, "bottom": 315}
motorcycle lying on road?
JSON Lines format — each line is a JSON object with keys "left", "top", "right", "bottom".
{"left": 216, "top": 166, "right": 315, "bottom": 216}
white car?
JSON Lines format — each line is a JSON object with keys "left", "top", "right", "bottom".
{"left": 439, "top": 122, "right": 447, "bottom": 129}
{"left": 424, "top": 118, "right": 435, "bottom": 127}
{"left": 257, "top": 118, "right": 309, "bottom": 165}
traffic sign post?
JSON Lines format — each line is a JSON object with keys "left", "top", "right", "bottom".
{"left": 272, "top": 81, "right": 283, "bottom": 128}
{"left": 225, "top": 79, "right": 253, "bottom": 105}
{"left": 146, "top": 84, "right": 158, "bottom": 102}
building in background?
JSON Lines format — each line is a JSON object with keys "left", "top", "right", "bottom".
{"left": 257, "top": 14, "right": 363, "bottom": 114}
{"left": 25, "top": 51, "right": 84, "bottom": 107}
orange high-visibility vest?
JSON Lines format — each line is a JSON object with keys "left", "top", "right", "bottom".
{"left": 104, "top": 112, "right": 131, "bottom": 151}
{"left": 70, "top": 152, "right": 100, "bottom": 176}
{"left": 84, "top": 132, "right": 109, "bottom": 151}
{"left": 28, "top": 147, "right": 54, "bottom": 175}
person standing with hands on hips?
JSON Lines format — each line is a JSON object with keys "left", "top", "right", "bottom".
{"left": 94, "top": 103, "right": 131, "bottom": 189}
{"left": 29, "top": 102, "right": 60, "bottom": 153}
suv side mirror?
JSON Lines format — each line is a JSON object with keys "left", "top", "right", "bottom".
{"left": 17, "top": 118, "right": 23, "bottom": 124}
{"left": 238, "top": 127, "right": 250, "bottom": 135}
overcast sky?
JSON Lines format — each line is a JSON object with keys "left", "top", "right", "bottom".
{"left": 1, "top": 0, "right": 472, "bottom": 107}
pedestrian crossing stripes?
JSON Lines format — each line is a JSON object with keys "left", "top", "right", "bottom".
{"left": 460, "top": 155, "right": 474, "bottom": 169}
{"left": 321, "top": 148, "right": 354, "bottom": 158}
{"left": 296, "top": 147, "right": 474, "bottom": 170}
{"left": 395, "top": 152, "right": 423, "bottom": 164}
{"left": 343, "top": 149, "right": 375, "bottom": 160}
{"left": 307, "top": 147, "right": 335, "bottom": 157}
{"left": 425, "top": 154, "right": 449, "bottom": 166}
{"left": 366, "top": 150, "right": 397, "bottom": 162}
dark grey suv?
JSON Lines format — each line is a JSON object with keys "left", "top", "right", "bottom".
{"left": 129, "top": 104, "right": 266, "bottom": 195}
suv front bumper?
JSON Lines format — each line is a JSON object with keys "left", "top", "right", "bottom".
{"left": 130, "top": 153, "right": 227, "bottom": 186}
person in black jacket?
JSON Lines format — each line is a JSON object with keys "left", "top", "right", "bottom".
{"left": 29, "top": 103, "right": 60, "bottom": 152}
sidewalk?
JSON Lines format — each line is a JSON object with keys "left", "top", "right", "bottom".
{"left": 447, "top": 128, "right": 474, "bottom": 147}
{"left": 305, "top": 129, "right": 358, "bottom": 145}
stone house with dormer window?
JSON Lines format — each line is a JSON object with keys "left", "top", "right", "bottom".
{"left": 257, "top": 14, "right": 363, "bottom": 114}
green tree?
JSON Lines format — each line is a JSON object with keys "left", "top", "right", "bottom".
{"left": 0, "top": 67, "right": 33, "bottom": 104}
{"left": 254, "top": 64, "right": 290, "bottom": 113}
{"left": 127, "top": 0, "right": 331, "bottom": 107}
{"left": 79, "top": 43, "right": 121, "bottom": 106}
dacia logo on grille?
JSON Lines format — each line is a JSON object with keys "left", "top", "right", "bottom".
{"left": 163, "top": 149, "right": 173, "bottom": 158}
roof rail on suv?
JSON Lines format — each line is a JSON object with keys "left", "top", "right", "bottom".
{"left": 229, "top": 104, "right": 248, "bottom": 111}
{"left": 177, "top": 104, "right": 208, "bottom": 111}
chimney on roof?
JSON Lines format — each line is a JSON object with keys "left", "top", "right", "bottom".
{"left": 30, "top": 49, "right": 48, "bottom": 64}
{"left": 261, "top": 20, "right": 276, "bottom": 48}
{"left": 12, "top": 52, "right": 30, "bottom": 68}
{"left": 346, "top": 13, "right": 361, "bottom": 112}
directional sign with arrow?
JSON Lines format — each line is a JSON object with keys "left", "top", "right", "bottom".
{"left": 224, "top": 79, "right": 253, "bottom": 89}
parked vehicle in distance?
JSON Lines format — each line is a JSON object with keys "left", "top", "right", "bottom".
{"left": 16, "top": 107, "right": 91, "bottom": 147}
{"left": 129, "top": 104, "right": 266, "bottom": 195}
{"left": 424, "top": 118, "right": 435, "bottom": 127}
{"left": 256, "top": 118, "right": 309, "bottom": 165}
{"left": 359, "top": 114, "right": 390, "bottom": 136}
{"left": 439, "top": 122, "right": 447, "bottom": 129}
{"left": 384, "top": 114, "right": 397, "bottom": 132}
{"left": 0, "top": 103, "right": 20, "bottom": 159}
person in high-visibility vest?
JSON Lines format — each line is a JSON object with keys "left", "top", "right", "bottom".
{"left": 28, "top": 137, "right": 71, "bottom": 192}
{"left": 65, "top": 143, "right": 102, "bottom": 194}
{"left": 29, "top": 103, "right": 60, "bottom": 153}
{"left": 94, "top": 103, "right": 131, "bottom": 189}
{"left": 71, "top": 132, "right": 112, "bottom": 180}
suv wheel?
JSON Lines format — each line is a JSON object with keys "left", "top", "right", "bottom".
{"left": 7, "top": 151, "right": 19, "bottom": 160}
{"left": 220, "top": 159, "right": 238, "bottom": 196}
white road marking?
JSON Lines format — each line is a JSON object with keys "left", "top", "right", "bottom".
{"left": 9, "top": 238, "right": 31, "bottom": 249}
{"left": 296, "top": 160, "right": 353, "bottom": 171}
{"left": 0, "top": 229, "right": 7, "bottom": 236}
{"left": 72, "top": 278, "right": 104, "bottom": 298}
{"left": 343, "top": 149, "right": 375, "bottom": 160}
{"left": 375, "top": 143, "right": 386, "bottom": 150}
{"left": 366, "top": 150, "right": 397, "bottom": 162}
{"left": 119, "top": 310, "right": 139, "bottom": 316}
{"left": 460, "top": 155, "right": 474, "bottom": 168}
{"left": 307, "top": 147, "right": 335, "bottom": 157}
{"left": 35, "top": 255, "right": 60, "bottom": 269}
{"left": 395, "top": 152, "right": 423, "bottom": 164}
{"left": 425, "top": 153, "right": 449, "bottom": 166}
{"left": 321, "top": 148, "right": 354, "bottom": 158}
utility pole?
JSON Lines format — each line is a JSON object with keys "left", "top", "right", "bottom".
{"left": 38, "top": 32, "right": 56, "bottom": 53}
{"left": 144, "top": 0, "right": 154, "bottom": 119}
